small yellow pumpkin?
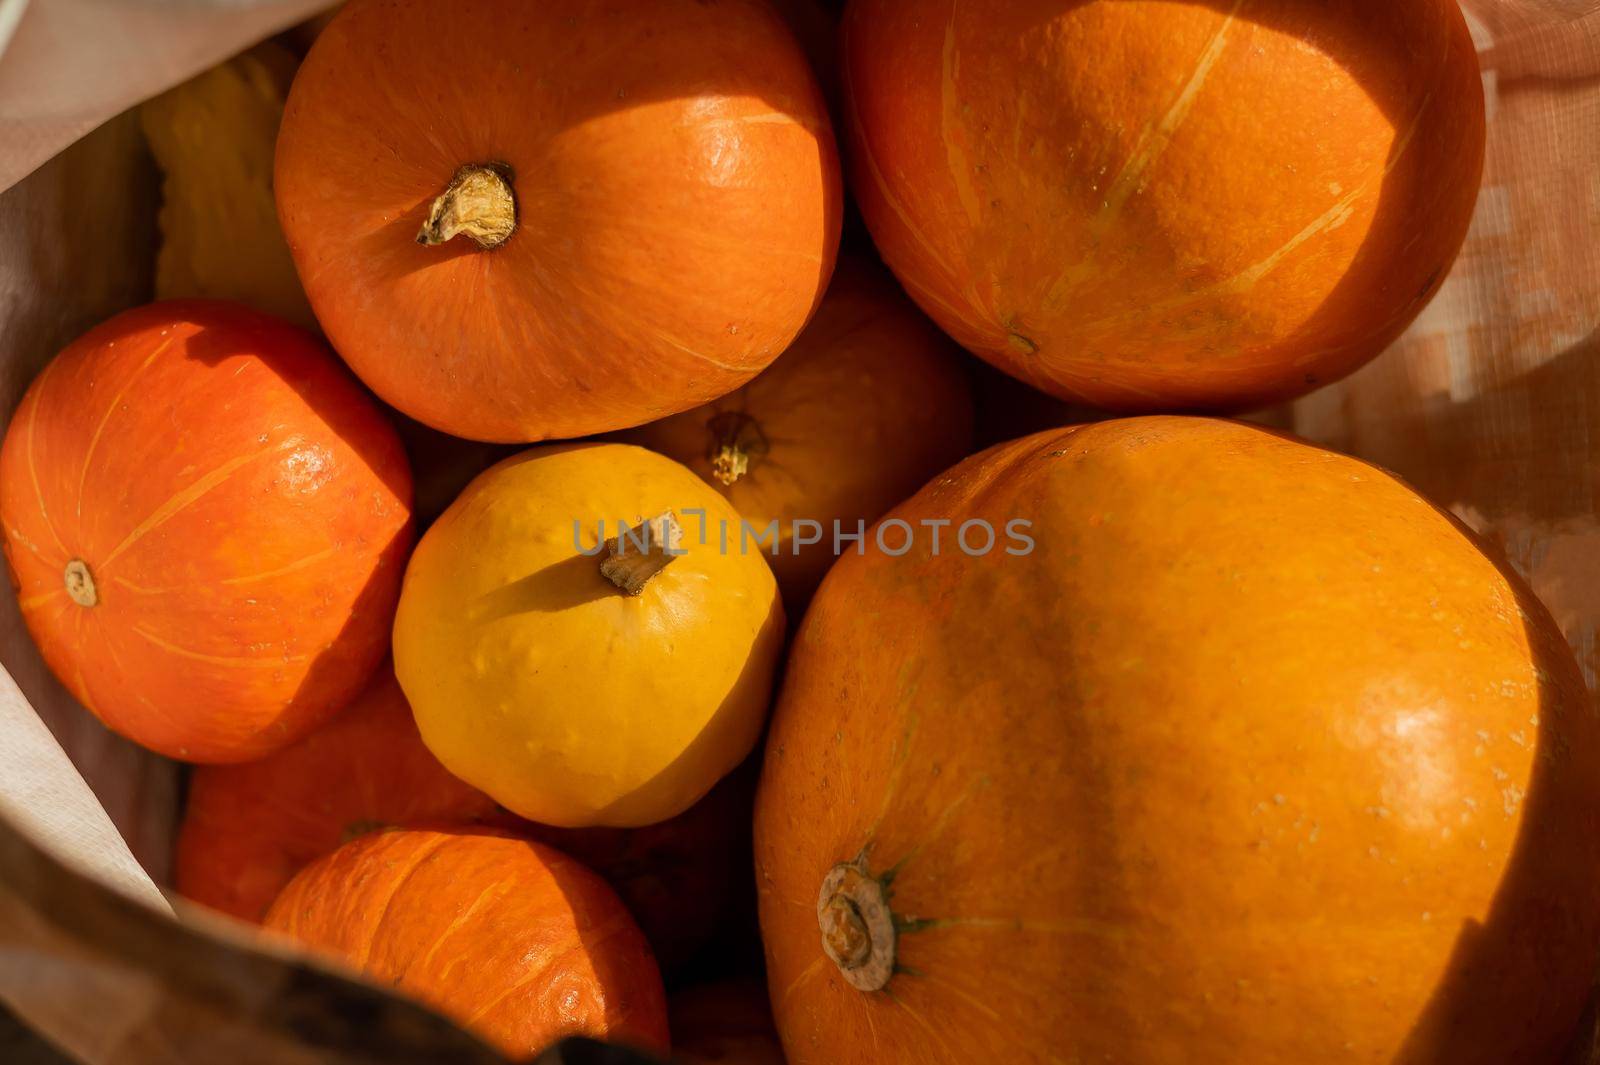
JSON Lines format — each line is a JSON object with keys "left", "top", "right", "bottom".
{"left": 393, "top": 444, "right": 785, "bottom": 828}
{"left": 139, "top": 43, "right": 315, "bottom": 329}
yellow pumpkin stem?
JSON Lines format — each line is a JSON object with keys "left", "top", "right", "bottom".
{"left": 63, "top": 559, "right": 98, "bottom": 607}
{"left": 416, "top": 164, "right": 517, "bottom": 250}
{"left": 600, "top": 511, "right": 684, "bottom": 596}
{"left": 706, "top": 411, "right": 769, "bottom": 487}
{"left": 818, "top": 860, "right": 896, "bottom": 991}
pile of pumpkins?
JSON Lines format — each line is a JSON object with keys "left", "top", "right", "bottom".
{"left": 5, "top": 1, "right": 1598, "bottom": 1063}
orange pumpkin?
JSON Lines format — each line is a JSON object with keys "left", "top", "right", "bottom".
{"left": 841, "top": 0, "right": 1485, "bottom": 410}
{"left": 276, "top": 0, "right": 842, "bottom": 443}
{"left": 174, "top": 665, "right": 499, "bottom": 922}
{"left": 178, "top": 660, "right": 751, "bottom": 971}
{"left": 0, "top": 301, "right": 412, "bottom": 763}
{"left": 265, "top": 827, "right": 670, "bottom": 1058}
{"left": 627, "top": 257, "right": 973, "bottom": 606}
{"left": 756, "top": 417, "right": 1600, "bottom": 1063}
{"left": 670, "top": 981, "right": 785, "bottom": 1065}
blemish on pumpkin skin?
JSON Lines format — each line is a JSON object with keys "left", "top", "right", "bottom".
{"left": 1007, "top": 332, "right": 1038, "bottom": 355}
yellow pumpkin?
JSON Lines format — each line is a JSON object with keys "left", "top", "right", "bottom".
{"left": 139, "top": 43, "right": 315, "bottom": 330}
{"left": 393, "top": 444, "right": 785, "bottom": 828}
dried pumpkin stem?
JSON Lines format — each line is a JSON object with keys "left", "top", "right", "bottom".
{"left": 818, "top": 859, "right": 896, "bottom": 991}
{"left": 600, "top": 511, "right": 684, "bottom": 596}
{"left": 416, "top": 163, "right": 517, "bottom": 250}
{"left": 706, "top": 411, "right": 769, "bottom": 487}
{"left": 63, "top": 559, "right": 97, "bottom": 607}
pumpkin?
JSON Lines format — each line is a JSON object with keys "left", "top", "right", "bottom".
{"left": 174, "top": 664, "right": 499, "bottom": 922}
{"left": 0, "top": 301, "right": 412, "bottom": 763}
{"left": 626, "top": 257, "right": 973, "bottom": 607}
{"left": 841, "top": 0, "right": 1485, "bottom": 411}
{"left": 275, "top": 0, "right": 842, "bottom": 443}
{"left": 755, "top": 417, "right": 1600, "bottom": 1063}
{"left": 140, "top": 43, "right": 316, "bottom": 330}
{"left": 394, "top": 443, "right": 785, "bottom": 828}
{"left": 177, "top": 661, "right": 752, "bottom": 972}
{"left": 670, "top": 981, "right": 785, "bottom": 1065}
{"left": 264, "top": 827, "right": 670, "bottom": 1058}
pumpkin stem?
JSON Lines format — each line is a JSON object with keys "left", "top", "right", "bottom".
{"left": 600, "top": 511, "right": 684, "bottom": 596}
{"left": 818, "top": 860, "right": 896, "bottom": 991}
{"left": 706, "top": 411, "right": 769, "bottom": 486}
{"left": 416, "top": 164, "right": 517, "bottom": 250}
{"left": 63, "top": 560, "right": 97, "bottom": 607}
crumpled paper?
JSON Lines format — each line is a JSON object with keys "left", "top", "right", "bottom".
{"left": 0, "top": 0, "right": 1597, "bottom": 1062}
{"left": 0, "top": 0, "right": 330, "bottom": 194}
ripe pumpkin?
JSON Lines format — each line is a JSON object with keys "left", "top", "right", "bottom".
{"left": 276, "top": 0, "right": 842, "bottom": 443}
{"left": 394, "top": 443, "right": 785, "bottom": 828}
{"left": 140, "top": 43, "right": 315, "bottom": 330}
{"left": 670, "top": 981, "right": 785, "bottom": 1065}
{"left": 174, "top": 665, "right": 499, "bottom": 922}
{"left": 177, "top": 658, "right": 753, "bottom": 970}
{"left": 626, "top": 257, "right": 973, "bottom": 606}
{"left": 264, "top": 827, "right": 670, "bottom": 1058}
{"left": 841, "top": 0, "right": 1485, "bottom": 410}
{"left": 756, "top": 417, "right": 1600, "bottom": 1063}
{"left": 0, "top": 301, "right": 412, "bottom": 763}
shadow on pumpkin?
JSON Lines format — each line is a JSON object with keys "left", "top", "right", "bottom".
{"left": 1390, "top": 533, "right": 1600, "bottom": 1063}
{"left": 471, "top": 549, "right": 617, "bottom": 621}
{"left": 525, "top": 759, "right": 762, "bottom": 984}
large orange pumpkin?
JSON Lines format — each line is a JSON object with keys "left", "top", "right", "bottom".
{"left": 841, "top": 0, "right": 1485, "bottom": 410}
{"left": 626, "top": 257, "right": 973, "bottom": 606}
{"left": 756, "top": 417, "right": 1600, "bottom": 1063}
{"left": 265, "top": 827, "right": 670, "bottom": 1058}
{"left": 276, "top": 0, "right": 842, "bottom": 443}
{"left": 174, "top": 665, "right": 499, "bottom": 922}
{"left": 0, "top": 301, "right": 412, "bottom": 763}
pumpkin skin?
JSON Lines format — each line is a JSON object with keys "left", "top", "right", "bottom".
{"left": 671, "top": 981, "right": 785, "bottom": 1065}
{"left": 177, "top": 661, "right": 753, "bottom": 972}
{"left": 276, "top": 0, "right": 842, "bottom": 443}
{"left": 174, "top": 665, "right": 500, "bottom": 922}
{"left": 841, "top": 0, "right": 1485, "bottom": 410}
{"left": 0, "top": 301, "right": 412, "bottom": 763}
{"left": 755, "top": 417, "right": 1600, "bottom": 1064}
{"left": 140, "top": 43, "right": 315, "bottom": 330}
{"left": 627, "top": 257, "right": 973, "bottom": 607}
{"left": 394, "top": 443, "right": 785, "bottom": 828}
{"left": 264, "top": 827, "right": 670, "bottom": 1058}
